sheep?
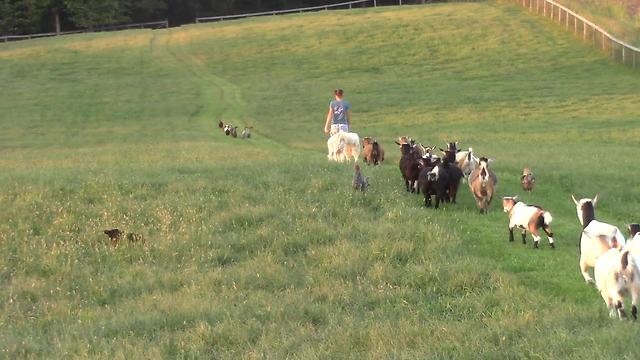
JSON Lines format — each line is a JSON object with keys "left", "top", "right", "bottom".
{"left": 468, "top": 157, "right": 498, "bottom": 214}
{"left": 352, "top": 164, "right": 369, "bottom": 192}
{"left": 455, "top": 148, "right": 479, "bottom": 180}
{"left": 241, "top": 127, "right": 252, "bottom": 139}
{"left": 502, "top": 196, "right": 555, "bottom": 249}
{"left": 327, "top": 131, "right": 360, "bottom": 162}
{"left": 572, "top": 195, "right": 626, "bottom": 284}
{"left": 399, "top": 143, "right": 421, "bottom": 193}
{"left": 594, "top": 249, "right": 640, "bottom": 320}
{"left": 521, "top": 167, "right": 535, "bottom": 192}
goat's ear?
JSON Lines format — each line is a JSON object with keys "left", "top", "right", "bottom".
{"left": 394, "top": 141, "right": 401, "bottom": 146}
{"left": 438, "top": 148, "right": 444, "bottom": 152}
{"left": 571, "top": 194, "right": 579, "bottom": 206}
{"left": 513, "top": 195, "right": 519, "bottom": 201}
{"left": 592, "top": 194, "right": 599, "bottom": 207}
{"left": 622, "top": 251, "right": 630, "bottom": 270}
{"left": 487, "top": 158, "right": 495, "bottom": 164}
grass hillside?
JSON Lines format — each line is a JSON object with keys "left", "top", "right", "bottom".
{"left": 1, "top": 1, "right": 640, "bottom": 358}
{"left": 553, "top": 0, "right": 640, "bottom": 46}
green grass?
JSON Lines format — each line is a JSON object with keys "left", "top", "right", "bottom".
{"left": 2, "top": 1, "right": 640, "bottom": 358}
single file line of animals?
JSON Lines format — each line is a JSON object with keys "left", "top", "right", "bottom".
{"left": 327, "top": 130, "right": 640, "bottom": 320}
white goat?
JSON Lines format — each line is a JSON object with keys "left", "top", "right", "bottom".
{"left": 456, "top": 148, "right": 479, "bottom": 180}
{"left": 594, "top": 248, "right": 640, "bottom": 320}
{"left": 502, "top": 196, "right": 555, "bottom": 249}
{"left": 327, "top": 131, "right": 360, "bottom": 162}
{"left": 572, "top": 195, "right": 626, "bottom": 284}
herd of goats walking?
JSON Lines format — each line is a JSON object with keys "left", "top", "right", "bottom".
{"left": 325, "top": 129, "right": 640, "bottom": 321}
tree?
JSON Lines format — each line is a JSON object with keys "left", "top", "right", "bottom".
{"left": 64, "top": 0, "right": 130, "bottom": 29}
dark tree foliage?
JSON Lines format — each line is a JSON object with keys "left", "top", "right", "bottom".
{"left": 1, "top": 0, "right": 437, "bottom": 35}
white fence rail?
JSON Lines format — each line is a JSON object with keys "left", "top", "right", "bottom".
{"left": 196, "top": 0, "right": 374, "bottom": 23}
{"left": 1, "top": 20, "right": 168, "bottom": 43}
{"left": 514, "top": 0, "right": 640, "bottom": 70}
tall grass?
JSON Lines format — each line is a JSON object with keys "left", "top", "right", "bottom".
{"left": 1, "top": 1, "right": 640, "bottom": 358}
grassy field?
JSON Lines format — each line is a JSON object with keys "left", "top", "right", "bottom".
{"left": 554, "top": 0, "right": 640, "bottom": 47}
{"left": 2, "top": 1, "right": 640, "bottom": 358}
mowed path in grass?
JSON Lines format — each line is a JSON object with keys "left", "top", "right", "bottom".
{"left": 1, "top": 1, "right": 640, "bottom": 358}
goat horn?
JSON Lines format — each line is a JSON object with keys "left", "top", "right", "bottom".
{"left": 571, "top": 194, "right": 579, "bottom": 206}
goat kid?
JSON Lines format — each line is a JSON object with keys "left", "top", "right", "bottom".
{"left": 521, "top": 167, "right": 535, "bottom": 192}
{"left": 399, "top": 143, "right": 421, "bottom": 193}
{"left": 502, "top": 196, "right": 555, "bottom": 249}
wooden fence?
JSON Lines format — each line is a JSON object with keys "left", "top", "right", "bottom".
{"left": 514, "top": 0, "right": 640, "bottom": 70}
{"left": 1, "top": 20, "right": 168, "bottom": 43}
{"left": 196, "top": 0, "right": 375, "bottom": 23}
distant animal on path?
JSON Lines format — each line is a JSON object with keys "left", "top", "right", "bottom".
{"left": 241, "top": 127, "right": 252, "bottom": 139}
{"left": 521, "top": 167, "right": 535, "bottom": 192}
{"left": 352, "top": 164, "right": 369, "bottom": 192}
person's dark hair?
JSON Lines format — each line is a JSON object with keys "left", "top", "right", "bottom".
{"left": 334, "top": 89, "right": 344, "bottom": 97}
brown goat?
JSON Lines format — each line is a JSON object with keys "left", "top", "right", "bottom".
{"left": 469, "top": 157, "right": 498, "bottom": 214}
{"left": 521, "top": 167, "right": 535, "bottom": 192}
{"left": 362, "top": 137, "right": 384, "bottom": 165}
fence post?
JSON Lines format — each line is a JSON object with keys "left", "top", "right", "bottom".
{"left": 622, "top": 46, "right": 625, "bottom": 65}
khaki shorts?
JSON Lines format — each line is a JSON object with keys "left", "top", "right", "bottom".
{"left": 330, "top": 124, "right": 349, "bottom": 136}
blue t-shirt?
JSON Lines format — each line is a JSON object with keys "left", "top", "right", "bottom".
{"left": 330, "top": 99, "right": 351, "bottom": 125}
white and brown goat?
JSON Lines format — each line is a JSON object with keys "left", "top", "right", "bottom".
{"left": 469, "top": 157, "right": 497, "bottom": 214}
{"left": 572, "top": 195, "right": 626, "bottom": 284}
{"left": 502, "top": 196, "right": 554, "bottom": 249}
{"left": 594, "top": 249, "right": 640, "bottom": 320}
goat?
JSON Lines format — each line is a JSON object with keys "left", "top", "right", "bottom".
{"left": 126, "top": 232, "right": 146, "bottom": 244}
{"left": 521, "top": 167, "right": 535, "bottom": 192}
{"left": 455, "top": 147, "right": 479, "bottom": 181}
{"left": 468, "top": 157, "right": 497, "bottom": 214}
{"left": 363, "top": 137, "right": 384, "bottom": 166}
{"left": 628, "top": 224, "right": 640, "bottom": 240}
{"left": 594, "top": 249, "right": 640, "bottom": 320}
{"left": 399, "top": 143, "right": 421, "bottom": 193}
{"left": 327, "top": 131, "right": 360, "bottom": 162}
{"left": 502, "top": 196, "right": 554, "bottom": 249}
{"left": 442, "top": 157, "right": 463, "bottom": 203}
{"left": 230, "top": 126, "right": 238, "bottom": 138}
{"left": 104, "top": 228, "right": 123, "bottom": 247}
{"left": 223, "top": 123, "right": 234, "bottom": 136}
{"left": 439, "top": 142, "right": 458, "bottom": 164}
{"left": 241, "top": 127, "right": 252, "bottom": 139}
{"left": 572, "top": 195, "right": 626, "bottom": 284}
{"left": 419, "top": 157, "right": 449, "bottom": 208}
{"left": 352, "top": 164, "right": 369, "bottom": 192}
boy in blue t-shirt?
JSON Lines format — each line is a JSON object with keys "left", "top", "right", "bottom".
{"left": 324, "top": 89, "right": 351, "bottom": 136}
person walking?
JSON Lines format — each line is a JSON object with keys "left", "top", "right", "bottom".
{"left": 324, "top": 89, "right": 351, "bottom": 136}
